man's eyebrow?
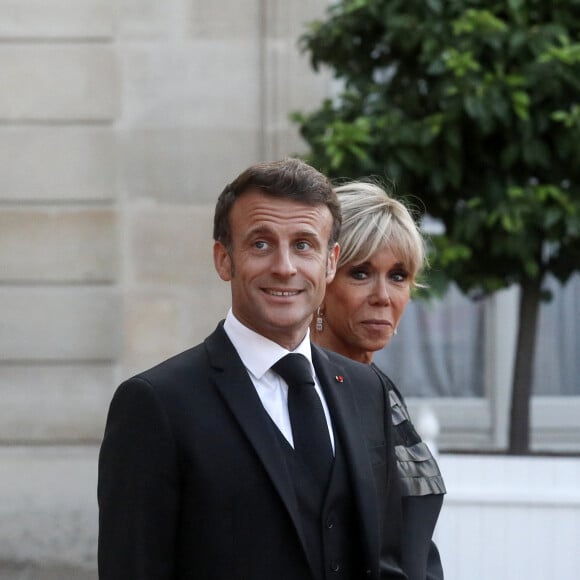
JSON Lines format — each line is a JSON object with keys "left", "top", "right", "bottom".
{"left": 244, "top": 225, "right": 274, "bottom": 237}
{"left": 244, "top": 225, "right": 320, "bottom": 238}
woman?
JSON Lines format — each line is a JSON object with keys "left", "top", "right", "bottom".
{"left": 312, "top": 181, "right": 446, "bottom": 580}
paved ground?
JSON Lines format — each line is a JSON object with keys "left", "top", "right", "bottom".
{"left": 0, "top": 563, "right": 96, "bottom": 580}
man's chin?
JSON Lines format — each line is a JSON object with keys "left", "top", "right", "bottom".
{"left": 263, "top": 311, "right": 311, "bottom": 334}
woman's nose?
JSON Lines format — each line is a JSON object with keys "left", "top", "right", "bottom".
{"left": 370, "top": 278, "right": 391, "bottom": 305}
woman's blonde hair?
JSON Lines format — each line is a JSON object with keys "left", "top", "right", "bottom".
{"left": 334, "top": 181, "right": 426, "bottom": 285}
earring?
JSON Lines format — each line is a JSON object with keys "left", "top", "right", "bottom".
{"left": 393, "top": 327, "right": 398, "bottom": 336}
{"left": 315, "top": 307, "right": 324, "bottom": 332}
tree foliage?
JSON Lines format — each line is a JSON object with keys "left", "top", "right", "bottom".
{"left": 294, "top": 0, "right": 580, "bottom": 452}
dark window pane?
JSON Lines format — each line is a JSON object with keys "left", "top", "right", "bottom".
{"left": 374, "top": 284, "right": 486, "bottom": 397}
{"left": 533, "top": 274, "right": 580, "bottom": 396}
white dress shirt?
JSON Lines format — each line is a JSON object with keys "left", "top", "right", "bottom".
{"left": 223, "top": 309, "right": 335, "bottom": 451}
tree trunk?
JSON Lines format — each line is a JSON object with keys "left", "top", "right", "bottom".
{"left": 508, "top": 276, "right": 543, "bottom": 454}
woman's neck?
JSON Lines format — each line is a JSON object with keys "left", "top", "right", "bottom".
{"left": 311, "top": 325, "right": 373, "bottom": 365}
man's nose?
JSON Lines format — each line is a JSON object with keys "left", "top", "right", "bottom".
{"left": 271, "top": 246, "right": 297, "bottom": 276}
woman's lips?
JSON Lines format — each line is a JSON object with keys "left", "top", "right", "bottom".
{"left": 362, "top": 319, "right": 390, "bottom": 326}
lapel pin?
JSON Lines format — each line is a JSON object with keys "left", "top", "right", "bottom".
{"left": 335, "top": 375, "right": 344, "bottom": 383}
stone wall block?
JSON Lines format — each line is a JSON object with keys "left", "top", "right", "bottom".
{"left": 262, "top": 1, "right": 331, "bottom": 160}
{"left": 130, "top": 204, "right": 214, "bottom": 285}
{"left": 0, "top": 127, "right": 116, "bottom": 201}
{"left": 122, "top": 284, "right": 230, "bottom": 377}
{"left": 121, "top": 43, "right": 259, "bottom": 128}
{"left": 0, "top": 208, "right": 117, "bottom": 283}
{"left": 120, "top": 128, "right": 259, "bottom": 203}
{"left": 185, "top": 283, "right": 231, "bottom": 343}
{"left": 123, "top": 293, "right": 188, "bottom": 375}
{"left": 263, "top": 0, "right": 328, "bottom": 40}
{"left": 0, "top": 45, "right": 118, "bottom": 121}
{"left": 0, "top": 0, "right": 114, "bottom": 39}
{"left": 0, "top": 287, "right": 120, "bottom": 361}
{"left": 0, "top": 364, "right": 114, "bottom": 442}
{"left": 187, "top": 0, "right": 260, "bottom": 38}
{"left": 0, "top": 446, "right": 98, "bottom": 574}
{"left": 118, "top": 0, "right": 182, "bottom": 40}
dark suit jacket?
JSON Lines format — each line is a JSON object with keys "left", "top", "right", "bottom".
{"left": 375, "top": 369, "right": 445, "bottom": 580}
{"left": 98, "top": 323, "right": 406, "bottom": 580}
{"left": 402, "top": 494, "right": 444, "bottom": 580}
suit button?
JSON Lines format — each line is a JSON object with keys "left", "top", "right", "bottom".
{"left": 326, "top": 518, "right": 334, "bottom": 529}
{"left": 330, "top": 562, "right": 340, "bottom": 572}
{"left": 365, "top": 570, "right": 372, "bottom": 576}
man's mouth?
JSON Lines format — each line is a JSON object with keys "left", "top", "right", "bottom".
{"left": 264, "top": 289, "right": 301, "bottom": 297}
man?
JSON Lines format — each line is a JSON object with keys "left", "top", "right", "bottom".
{"left": 98, "top": 158, "right": 406, "bottom": 579}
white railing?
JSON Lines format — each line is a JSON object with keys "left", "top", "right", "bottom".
{"left": 436, "top": 454, "right": 580, "bottom": 580}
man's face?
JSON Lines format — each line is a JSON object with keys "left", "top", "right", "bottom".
{"left": 214, "top": 189, "right": 338, "bottom": 350}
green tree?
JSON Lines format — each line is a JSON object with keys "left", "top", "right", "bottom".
{"left": 294, "top": 0, "right": 580, "bottom": 454}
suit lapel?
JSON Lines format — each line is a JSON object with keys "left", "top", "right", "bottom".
{"left": 312, "top": 344, "right": 380, "bottom": 570}
{"left": 204, "top": 326, "right": 381, "bottom": 575}
{"left": 203, "top": 325, "right": 307, "bottom": 546}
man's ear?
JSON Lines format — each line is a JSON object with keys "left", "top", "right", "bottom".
{"left": 213, "top": 241, "right": 233, "bottom": 281}
{"left": 325, "top": 243, "right": 340, "bottom": 283}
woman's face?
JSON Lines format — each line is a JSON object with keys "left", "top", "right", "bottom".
{"left": 320, "top": 245, "right": 412, "bottom": 364}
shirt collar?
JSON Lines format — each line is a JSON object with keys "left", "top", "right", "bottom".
{"left": 223, "top": 309, "right": 313, "bottom": 380}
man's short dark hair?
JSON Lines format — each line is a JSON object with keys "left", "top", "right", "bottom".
{"left": 213, "top": 158, "right": 341, "bottom": 250}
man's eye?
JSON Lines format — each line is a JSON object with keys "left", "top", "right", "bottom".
{"left": 254, "top": 241, "right": 268, "bottom": 250}
{"left": 295, "top": 241, "right": 311, "bottom": 250}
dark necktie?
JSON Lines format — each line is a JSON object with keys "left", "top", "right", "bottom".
{"left": 271, "top": 353, "right": 333, "bottom": 487}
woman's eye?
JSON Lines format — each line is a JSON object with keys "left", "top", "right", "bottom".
{"left": 391, "top": 270, "right": 409, "bottom": 283}
{"left": 349, "top": 268, "right": 369, "bottom": 280}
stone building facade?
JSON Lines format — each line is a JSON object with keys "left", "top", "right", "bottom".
{"left": 0, "top": 1, "right": 329, "bottom": 577}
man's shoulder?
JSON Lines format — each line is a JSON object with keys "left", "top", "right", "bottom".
{"left": 126, "top": 322, "right": 230, "bottom": 387}
{"left": 313, "top": 344, "right": 385, "bottom": 385}
{"left": 136, "top": 342, "right": 206, "bottom": 382}
{"left": 314, "top": 343, "right": 367, "bottom": 369}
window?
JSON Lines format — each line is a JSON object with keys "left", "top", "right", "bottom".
{"left": 375, "top": 284, "right": 486, "bottom": 398}
{"left": 374, "top": 274, "right": 580, "bottom": 452}
{"left": 533, "top": 273, "right": 580, "bottom": 397}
